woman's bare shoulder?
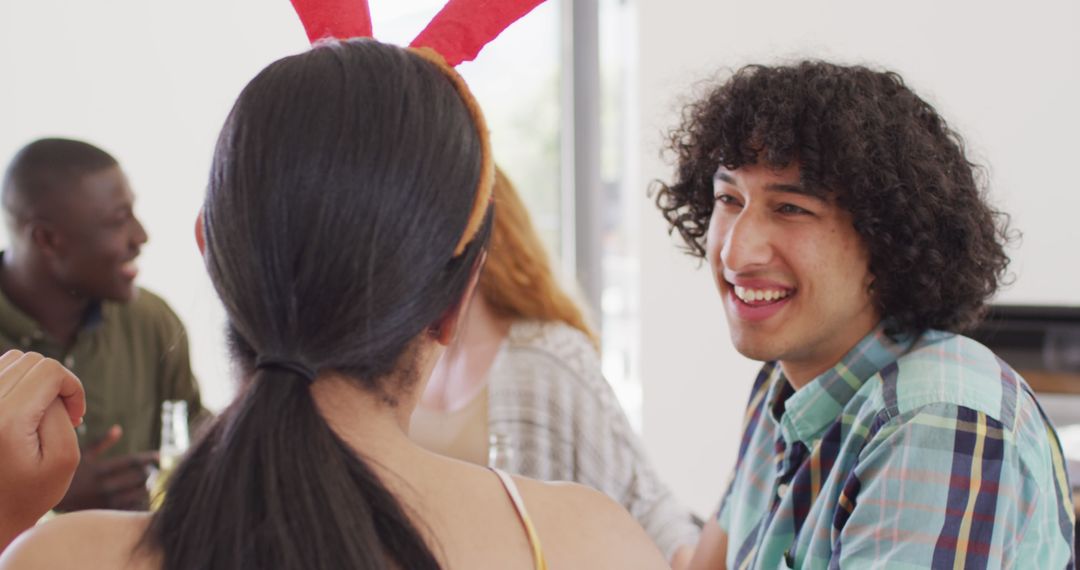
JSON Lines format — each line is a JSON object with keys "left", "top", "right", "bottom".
{"left": 514, "top": 477, "right": 670, "bottom": 570}
{"left": 0, "top": 510, "right": 156, "bottom": 570}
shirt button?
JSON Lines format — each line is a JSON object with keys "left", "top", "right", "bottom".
{"left": 777, "top": 483, "right": 789, "bottom": 499}
{"left": 64, "top": 355, "right": 75, "bottom": 368}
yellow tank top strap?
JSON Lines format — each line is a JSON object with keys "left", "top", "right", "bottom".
{"left": 490, "top": 467, "right": 549, "bottom": 570}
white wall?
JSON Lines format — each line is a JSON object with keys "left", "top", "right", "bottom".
{"left": 635, "top": 0, "right": 1080, "bottom": 516}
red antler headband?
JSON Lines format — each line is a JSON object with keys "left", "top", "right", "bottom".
{"left": 289, "top": 0, "right": 545, "bottom": 256}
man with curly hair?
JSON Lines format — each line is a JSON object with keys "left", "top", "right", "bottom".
{"left": 656, "top": 61, "right": 1076, "bottom": 569}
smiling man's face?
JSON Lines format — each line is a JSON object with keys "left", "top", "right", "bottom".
{"left": 706, "top": 162, "right": 880, "bottom": 385}
{"left": 43, "top": 165, "right": 149, "bottom": 303}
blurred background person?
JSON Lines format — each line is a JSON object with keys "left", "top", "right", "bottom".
{"left": 0, "top": 138, "right": 206, "bottom": 511}
{"left": 411, "top": 166, "right": 700, "bottom": 565}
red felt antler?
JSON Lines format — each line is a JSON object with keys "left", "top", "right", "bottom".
{"left": 410, "top": 0, "right": 546, "bottom": 66}
{"left": 289, "top": 0, "right": 373, "bottom": 43}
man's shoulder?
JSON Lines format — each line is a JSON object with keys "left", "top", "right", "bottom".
{"left": 898, "top": 329, "right": 1001, "bottom": 373}
{"left": 855, "top": 332, "right": 1066, "bottom": 506}
{"left": 128, "top": 287, "right": 177, "bottom": 316}
{"left": 109, "top": 287, "right": 183, "bottom": 328}
{"left": 98, "top": 289, "right": 191, "bottom": 358}
{"left": 866, "top": 331, "right": 1039, "bottom": 432}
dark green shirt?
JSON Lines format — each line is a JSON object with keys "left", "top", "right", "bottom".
{"left": 0, "top": 285, "right": 206, "bottom": 458}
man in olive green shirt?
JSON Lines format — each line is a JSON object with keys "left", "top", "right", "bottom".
{"left": 0, "top": 138, "right": 206, "bottom": 511}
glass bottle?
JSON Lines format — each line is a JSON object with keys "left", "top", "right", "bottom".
{"left": 487, "top": 431, "right": 514, "bottom": 470}
{"left": 149, "top": 400, "right": 189, "bottom": 510}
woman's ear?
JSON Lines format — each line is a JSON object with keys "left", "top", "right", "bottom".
{"left": 194, "top": 208, "right": 206, "bottom": 257}
{"left": 430, "top": 252, "right": 487, "bottom": 346}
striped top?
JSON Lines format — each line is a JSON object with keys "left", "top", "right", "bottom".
{"left": 488, "top": 320, "right": 700, "bottom": 559}
{"left": 492, "top": 468, "right": 548, "bottom": 570}
{"left": 717, "top": 323, "right": 1077, "bottom": 569}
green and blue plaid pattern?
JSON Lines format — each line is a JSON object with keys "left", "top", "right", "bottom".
{"left": 717, "top": 324, "right": 1076, "bottom": 569}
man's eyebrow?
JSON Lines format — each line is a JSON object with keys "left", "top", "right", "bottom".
{"left": 713, "top": 171, "right": 736, "bottom": 185}
{"left": 713, "top": 170, "right": 829, "bottom": 201}
{"left": 764, "top": 182, "right": 828, "bottom": 200}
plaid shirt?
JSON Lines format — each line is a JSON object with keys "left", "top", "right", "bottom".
{"left": 717, "top": 324, "right": 1076, "bottom": 569}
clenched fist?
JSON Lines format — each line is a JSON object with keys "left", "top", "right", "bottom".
{"left": 0, "top": 350, "right": 85, "bottom": 552}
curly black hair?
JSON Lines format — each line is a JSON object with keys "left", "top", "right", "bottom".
{"left": 655, "top": 61, "right": 1013, "bottom": 336}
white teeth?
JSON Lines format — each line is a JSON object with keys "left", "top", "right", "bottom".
{"left": 733, "top": 285, "right": 792, "bottom": 304}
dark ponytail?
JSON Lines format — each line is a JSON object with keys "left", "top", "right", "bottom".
{"left": 143, "top": 39, "right": 491, "bottom": 569}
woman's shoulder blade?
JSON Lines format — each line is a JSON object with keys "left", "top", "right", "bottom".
{"left": 0, "top": 511, "right": 154, "bottom": 570}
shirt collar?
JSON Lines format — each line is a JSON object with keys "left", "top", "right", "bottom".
{"left": 768, "top": 321, "right": 916, "bottom": 446}
{"left": 0, "top": 277, "right": 42, "bottom": 341}
{"left": 82, "top": 302, "right": 105, "bottom": 330}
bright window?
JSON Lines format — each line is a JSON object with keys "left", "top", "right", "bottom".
{"left": 372, "top": 1, "right": 564, "bottom": 258}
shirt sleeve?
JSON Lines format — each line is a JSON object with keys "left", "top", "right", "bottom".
{"left": 830, "top": 402, "right": 1042, "bottom": 569}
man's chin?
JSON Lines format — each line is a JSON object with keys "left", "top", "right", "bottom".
{"left": 729, "top": 332, "right": 784, "bottom": 363}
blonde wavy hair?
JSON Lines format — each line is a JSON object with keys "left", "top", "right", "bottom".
{"left": 479, "top": 166, "right": 599, "bottom": 348}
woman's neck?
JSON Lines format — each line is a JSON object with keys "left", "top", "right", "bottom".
{"left": 310, "top": 342, "right": 447, "bottom": 464}
{"left": 419, "top": 295, "right": 511, "bottom": 413}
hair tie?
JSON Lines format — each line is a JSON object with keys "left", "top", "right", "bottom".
{"left": 255, "top": 355, "right": 318, "bottom": 383}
